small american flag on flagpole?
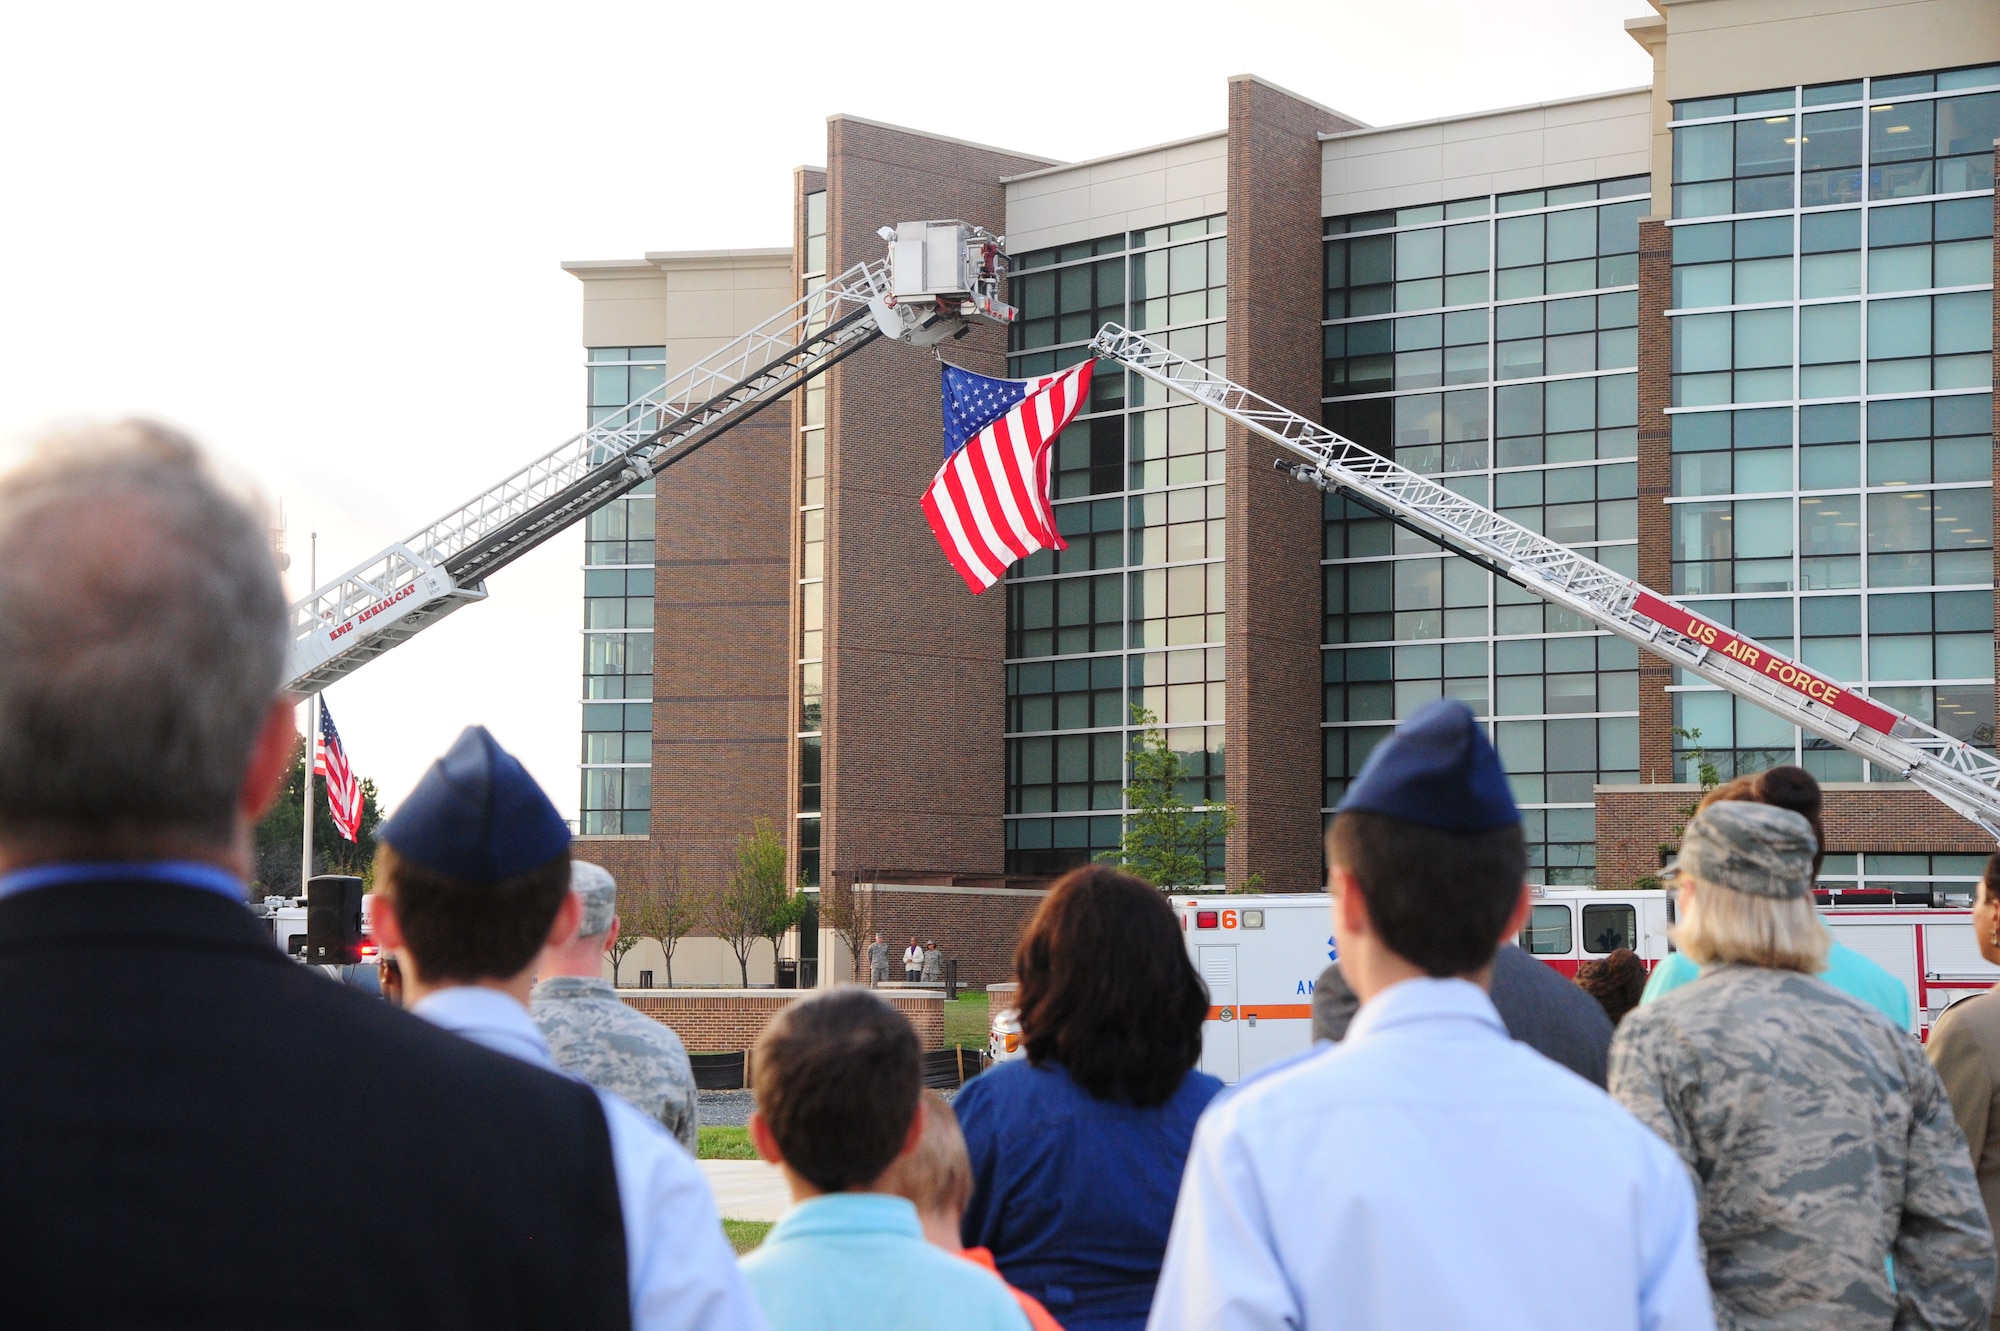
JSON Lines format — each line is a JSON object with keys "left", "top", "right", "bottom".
{"left": 314, "top": 700, "right": 365, "bottom": 842}
{"left": 922, "top": 359, "right": 1095, "bottom": 593}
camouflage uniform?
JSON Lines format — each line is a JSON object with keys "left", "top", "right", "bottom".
{"left": 868, "top": 939, "right": 891, "bottom": 986}
{"left": 1612, "top": 965, "right": 1995, "bottom": 1330}
{"left": 920, "top": 944, "right": 943, "bottom": 983}
{"left": 531, "top": 977, "right": 699, "bottom": 1154}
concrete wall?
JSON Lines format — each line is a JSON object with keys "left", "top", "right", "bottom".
{"left": 1004, "top": 133, "right": 1228, "bottom": 255}
{"left": 1321, "top": 89, "right": 1651, "bottom": 218}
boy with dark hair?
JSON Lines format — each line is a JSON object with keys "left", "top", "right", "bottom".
{"left": 1150, "top": 699, "right": 1714, "bottom": 1331}
{"left": 741, "top": 988, "right": 1029, "bottom": 1331}
{"left": 372, "top": 726, "right": 766, "bottom": 1331}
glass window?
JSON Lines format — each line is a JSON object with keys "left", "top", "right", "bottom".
{"left": 1582, "top": 903, "right": 1638, "bottom": 954}
{"left": 1524, "top": 904, "right": 1574, "bottom": 955}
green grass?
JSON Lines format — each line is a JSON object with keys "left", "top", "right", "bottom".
{"left": 943, "top": 991, "right": 991, "bottom": 1049}
{"left": 723, "top": 1219, "right": 772, "bottom": 1254}
{"left": 698, "top": 1126, "right": 759, "bottom": 1160}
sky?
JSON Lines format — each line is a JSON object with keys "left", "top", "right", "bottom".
{"left": 0, "top": 0, "right": 1655, "bottom": 821}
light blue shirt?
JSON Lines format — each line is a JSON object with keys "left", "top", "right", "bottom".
{"left": 1642, "top": 941, "right": 1913, "bottom": 1030}
{"left": 741, "top": 1192, "right": 1030, "bottom": 1331}
{"left": 1149, "top": 977, "right": 1715, "bottom": 1331}
{"left": 413, "top": 987, "right": 768, "bottom": 1331}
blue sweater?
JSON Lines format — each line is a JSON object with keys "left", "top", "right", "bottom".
{"left": 955, "top": 1059, "right": 1222, "bottom": 1331}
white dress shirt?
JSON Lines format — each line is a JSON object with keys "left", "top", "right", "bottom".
{"left": 1148, "top": 977, "right": 1713, "bottom": 1331}
{"left": 414, "top": 987, "right": 768, "bottom": 1331}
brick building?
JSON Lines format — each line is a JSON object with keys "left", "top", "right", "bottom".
{"left": 564, "top": 0, "right": 2000, "bottom": 988}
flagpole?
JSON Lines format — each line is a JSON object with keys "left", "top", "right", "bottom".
{"left": 301, "top": 532, "right": 316, "bottom": 897}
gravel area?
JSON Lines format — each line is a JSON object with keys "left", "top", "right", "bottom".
{"left": 697, "top": 1089, "right": 757, "bottom": 1127}
{"left": 698, "top": 1085, "right": 959, "bottom": 1128}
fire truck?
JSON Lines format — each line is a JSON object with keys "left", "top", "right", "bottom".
{"left": 1174, "top": 887, "right": 1998, "bottom": 1083}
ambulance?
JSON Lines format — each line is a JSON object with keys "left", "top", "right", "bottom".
{"left": 1174, "top": 887, "right": 1999, "bottom": 1083}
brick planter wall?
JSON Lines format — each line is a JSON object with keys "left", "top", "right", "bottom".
{"left": 621, "top": 988, "right": 945, "bottom": 1055}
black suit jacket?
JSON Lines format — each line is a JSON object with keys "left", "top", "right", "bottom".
{"left": 0, "top": 877, "right": 631, "bottom": 1329}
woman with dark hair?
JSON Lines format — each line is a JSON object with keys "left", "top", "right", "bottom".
{"left": 954, "top": 865, "right": 1220, "bottom": 1331}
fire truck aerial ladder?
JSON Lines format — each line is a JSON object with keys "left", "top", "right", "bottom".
{"left": 284, "top": 221, "right": 2000, "bottom": 842}
{"left": 1086, "top": 323, "right": 2000, "bottom": 842}
{"left": 284, "top": 221, "right": 1013, "bottom": 696}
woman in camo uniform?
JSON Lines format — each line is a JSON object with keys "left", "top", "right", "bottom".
{"left": 1611, "top": 800, "right": 1995, "bottom": 1330}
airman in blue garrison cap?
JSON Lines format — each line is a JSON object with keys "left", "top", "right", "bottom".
{"left": 1151, "top": 696, "right": 1710, "bottom": 1331}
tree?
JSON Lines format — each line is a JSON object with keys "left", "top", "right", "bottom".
{"left": 707, "top": 818, "right": 796, "bottom": 987}
{"left": 1640, "top": 726, "right": 1725, "bottom": 890}
{"left": 251, "top": 737, "right": 384, "bottom": 897}
{"left": 821, "top": 874, "right": 877, "bottom": 986}
{"left": 1102, "top": 705, "right": 1235, "bottom": 890}
{"left": 618, "top": 845, "right": 706, "bottom": 988}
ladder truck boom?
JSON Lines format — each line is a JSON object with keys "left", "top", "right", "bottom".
{"left": 285, "top": 220, "right": 1012, "bottom": 696}
{"left": 1088, "top": 323, "right": 2000, "bottom": 842}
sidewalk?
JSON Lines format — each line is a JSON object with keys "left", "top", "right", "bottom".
{"left": 700, "top": 1158, "right": 791, "bottom": 1222}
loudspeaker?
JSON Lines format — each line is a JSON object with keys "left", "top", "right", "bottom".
{"left": 305, "top": 875, "right": 365, "bottom": 965}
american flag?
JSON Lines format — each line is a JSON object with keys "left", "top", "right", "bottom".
{"left": 922, "top": 359, "right": 1095, "bottom": 593}
{"left": 315, "top": 700, "right": 365, "bottom": 842}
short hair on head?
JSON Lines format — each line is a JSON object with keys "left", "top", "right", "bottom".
{"left": 753, "top": 988, "right": 920, "bottom": 1193}
{"left": 0, "top": 420, "right": 287, "bottom": 855}
{"left": 1326, "top": 810, "right": 1527, "bottom": 977}
{"left": 1573, "top": 947, "right": 1648, "bottom": 1026}
{"left": 885, "top": 1090, "right": 971, "bottom": 1219}
{"left": 1671, "top": 875, "right": 1831, "bottom": 973}
{"left": 1014, "top": 865, "right": 1208, "bottom": 1107}
{"left": 1983, "top": 852, "right": 2000, "bottom": 904}
{"left": 375, "top": 842, "right": 572, "bottom": 984}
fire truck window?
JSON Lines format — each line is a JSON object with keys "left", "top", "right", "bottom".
{"left": 1582, "top": 903, "right": 1637, "bottom": 954}
{"left": 1524, "top": 904, "right": 1572, "bottom": 955}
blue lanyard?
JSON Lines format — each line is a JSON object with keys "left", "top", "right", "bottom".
{"left": 0, "top": 860, "right": 245, "bottom": 904}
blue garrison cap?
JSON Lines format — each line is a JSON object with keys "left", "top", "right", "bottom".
{"left": 1335, "top": 698, "right": 1519, "bottom": 831}
{"left": 377, "top": 726, "right": 570, "bottom": 880}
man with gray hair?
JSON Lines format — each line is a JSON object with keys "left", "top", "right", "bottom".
{"left": 0, "top": 422, "right": 635, "bottom": 1323}
{"left": 533, "top": 860, "right": 699, "bottom": 1152}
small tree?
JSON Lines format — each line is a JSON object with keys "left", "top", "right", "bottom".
{"left": 821, "top": 875, "right": 877, "bottom": 986}
{"left": 1102, "top": 705, "right": 1235, "bottom": 890}
{"left": 708, "top": 818, "right": 793, "bottom": 987}
{"left": 613, "top": 846, "right": 705, "bottom": 987}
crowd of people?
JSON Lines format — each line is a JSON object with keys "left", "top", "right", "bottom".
{"left": 8, "top": 421, "right": 2000, "bottom": 1329}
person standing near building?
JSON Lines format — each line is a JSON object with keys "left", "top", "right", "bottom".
{"left": 870, "top": 933, "right": 891, "bottom": 986}
{"left": 371, "top": 725, "right": 767, "bottom": 1331}
{"left": 921, "top": 940, "right": 943, "bottom": 984}
{"left": 1574, "top": 948, "right": 1647, "bottom": 1028}
{"left": 1926, "top": 851, "right": 2000, "bottom": 1331}
{"left": 0, "top": 422, "right": 637, "bottom": 1325}
{"left": 533, "top": 860, "right": 699, "bottom": 1154}
{"left": 1613, "top": 800, "right": 1994, "bottom": 1330}
{"left": 1151, "top": 699, "right": 1712, "bottom": 1331}
{"left": 904, "top": 937, "right": 924, "bottom": 984}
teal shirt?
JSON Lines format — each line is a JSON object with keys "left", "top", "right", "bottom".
{"left": 741, "top": 1193, "right": 1030, "bottom": 1331}
{"left": 1642, "top": 941, "right": 1913, "bottom": 1030}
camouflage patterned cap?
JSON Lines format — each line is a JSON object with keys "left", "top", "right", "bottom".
{"left": 1668, "top": 800, "right": 1816, "bottom": 899}
{"left": 570, "top": 860, "right": 618, "bottom": 937}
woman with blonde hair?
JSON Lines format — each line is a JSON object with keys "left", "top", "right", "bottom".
{"left": 1610, "top": 800, "right": 1994, "bottom": 1329}
{"left": 1637, "top": 764, "right": 1908, "bottom": 1027}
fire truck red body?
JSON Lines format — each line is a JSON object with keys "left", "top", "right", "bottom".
{"left": 1177, "top": 888, "right": 1997, "bottom": 1084}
